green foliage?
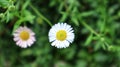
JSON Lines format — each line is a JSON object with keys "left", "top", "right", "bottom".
{"left": 0, "top": 0, "right": 120, "bottom": 67}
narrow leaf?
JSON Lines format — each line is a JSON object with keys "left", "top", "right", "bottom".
{"left": 85, "top": 33, "right": 93, "bottom": 46}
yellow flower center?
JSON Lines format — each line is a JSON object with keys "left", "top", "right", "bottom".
{"left": 56, "top": 30, "right": 67, "bottom": 41}
{"left": 20, "top": 31, "right": 30, "bottom": 40}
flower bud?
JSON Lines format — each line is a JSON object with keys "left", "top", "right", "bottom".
{"left": 0, "top": 13, "right": 4, "bottom": 18}
{"left": 9, "top": 5, "right": 15, "bottom": 11}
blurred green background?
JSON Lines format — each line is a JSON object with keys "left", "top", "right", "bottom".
{"left": 0, "top": 0, "right": 120, "bottom": 67}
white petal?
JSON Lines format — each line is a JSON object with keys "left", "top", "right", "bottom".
{"left": 30, "top": 36, "right": 36, "bottom": 42}
{"left": 27, "top": 42, "right": 32, "bottom": 46}
{"left": 16, "top": 40, "right": 21, "bottom": 45}
{"left": 30, "top": 32, "right": 35, "bottom": 36}
{"left": 14, "top": 37, "right": 20, "bottom": 41}
{"left": 51, "top": 40, "right": 56, "bottom": 46}
{"left": 63, "top": 40, "right": 70, "bottom": 48}
{"left": 28, "top": 39, "right": 34, "bottom": 45}
{"left": 55, "top": 40, "right": 61, "bottom": 48}
{"left": 21, "top": 41, "right": 27, "bottom": 48}
{"left": 49, "top": 36, "right": 56, "bottom": 42}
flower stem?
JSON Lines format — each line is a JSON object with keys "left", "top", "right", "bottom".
{"left": 29, "top": 3, "right": 52, "bottom": 26}
{"left": 80, "top": 20, "right": 101, "bottom": 37}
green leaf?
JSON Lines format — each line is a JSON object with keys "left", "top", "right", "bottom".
{"left": 102, "top": 42, "right": 109, "bottom": 50}
{"left": 59, "top": 45, "right": 76, "bottom": 60}
{"left": 22, "top": 0, "right": 30, "bottom": 10}
{"left": 12, "top": 10, "right": 35, "bottom": 34}
{"left": 21, "top": 49, "right": 33, "bottom": 56}
{"left": 0, "top": 0, "right": 9, "bottom": 7}
{"left": 98, "top": 20, "right": 105, "bottom": 33}
{"left": 94, "top": 53, "right": 107, "bottom": 62}
{"left": 71, "top": 17, "right": 79, "bottom": 26}
{"left": 6, "top": 11, "right": 10, "bottom": 23}
{"left": 85, "top": 33, "right": 93, "bottom": 46}
{"left": 12, "top": 18, "right": 25, "bottom": 34}
{"left": 94, "top": 42, "right": 101, "bottom": 51}
{"left": 77, "top": 50, "right": 88, "bottom": 58}
{"left": 59, "top": 12, "right": 68, "bottom": 22}
{"left": 58, "top": 2, "right": 64, "bottom": 12}
{"left": 55, "top": 61, "right": 71, "bottom": 67}
{"left": 102, "top": 43, "right": 106, "bottom": 50}
{"left": 80, "top": 11, "right": 95, "bottom": 17}
{"left": 22, "top": 10, "right": 35, "bottom": 24}
{"left": 108, "top": 45, "right": 120, "bottom": 51}
{"left": 76, "top": 60, "right": 87, "bottom": 67}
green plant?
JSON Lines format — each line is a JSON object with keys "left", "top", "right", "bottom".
{"left": 0, "top": 0, "right": 120, "bottom": 67}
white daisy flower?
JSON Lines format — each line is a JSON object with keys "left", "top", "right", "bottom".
{"left": 13, "top": 26, "right": 36, "bottom": 48}
{"left": 48, "top": 23, "right": 75, "bottom": 48}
